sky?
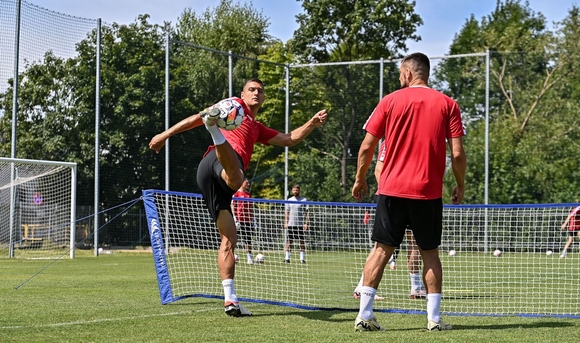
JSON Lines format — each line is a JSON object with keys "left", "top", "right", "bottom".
{"left": 38, "top": 0, "right": 578, "bottom": 58}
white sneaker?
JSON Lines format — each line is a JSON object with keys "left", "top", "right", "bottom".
{"left": 354, "top": 316, "right": 386, "bottom": 331}
{"left": 247, "top": 259, "right": 254, "bottom": 264}
{"left": 200, "top": 107, "right": 221, "bottom": 126}
{"left": 427, "top": 320, "right": 452, "bottom": 331}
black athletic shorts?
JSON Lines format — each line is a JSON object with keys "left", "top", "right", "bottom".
{"left": 567, "top": 230, "right": 580, "bottom": 237}
{"left": 372, "top": 195, "right": 442, "bottom": 251}
{"left": 237, "top": 222, "right": 255, "bottom": 243}
{"left": 196, "top": 148, "right": 244, "bottom": 223}
{"left": 287, "top": 226, "right": 305, "bottom": 241}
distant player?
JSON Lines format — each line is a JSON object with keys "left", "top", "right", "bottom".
{"left": 560, "top": 206, "right": 580, "bottom": 258}
{"left": 284, "top": 184, "right": 309, "bottom": 264}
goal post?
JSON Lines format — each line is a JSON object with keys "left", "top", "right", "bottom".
{"left": 143, "top": 188, "right": 580, "bottom": 318}
{"left": 0, "top": 157, "right": 77, "bottom": 259}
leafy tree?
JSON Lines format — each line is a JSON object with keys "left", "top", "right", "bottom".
{"left": 436, "top": 0, "right": 580, "bottom": 203}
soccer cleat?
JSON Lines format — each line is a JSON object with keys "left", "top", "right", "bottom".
{"left": 224, "top": 302, "right": 252, "bottom": 317}
{"left": 354, "top": 316, "right": 386, "bottom": 331}
{"left": 389, "top": 261, "right": 396, "bottom": 270}
{"left": 427, "top": 320, "right": 452, "bottom": 331}
{"left": 560, "top": 254, "right": 566, "bottom": 258}
{"left": 300, "top": 260, "right": 306, "bottom": 264}
{"left": 284, "top": 259, "right": 290, "bottom": 263}
{"left": 247, "top": 259, "right": 254, "bottom": 264}
{"left": 200, "top": 107, "right": 221, "bottom": 127}
{"left": 410, "top": 288, "right": 427, "bottom": 299}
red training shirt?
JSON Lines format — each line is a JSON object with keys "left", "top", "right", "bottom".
{"left": 363, "top": 86, "right": 465, "bottom": 200}
{"left": 232, "top": 189, "right": 253, "bottom": 223}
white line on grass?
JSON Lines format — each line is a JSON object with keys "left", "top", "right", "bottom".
{"left": 0, "top": 309, "right": 215, "bottom": 329}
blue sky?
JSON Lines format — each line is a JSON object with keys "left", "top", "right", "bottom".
{"left": 30, "top": 0, "right": 580, "bottom": 57}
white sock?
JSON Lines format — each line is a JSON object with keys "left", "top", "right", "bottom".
{"left": 247, "top": 253, "right": 253, "bottom": 261}
{"left": 205, "top": 123, "right": 226, "bottom": 145}
{"left": 426, "top": 293, "right": 442, "bottom": 322}
{"left": 410, "top": 273, "right": 423, "bottom": 291}
{"left": 222, "top": 279, "right": 238, "bottom": 303}
{"left": 300, "top": 251, "right": 305, "bottom": 261}
{"left": 357, "top": 286, "right": 376, "bottom": 320}
{"left": 285, "top": 251, "right": 290, "bottom": 260}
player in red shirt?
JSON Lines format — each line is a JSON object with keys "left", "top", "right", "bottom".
{"left": 149, "top": 78, "right": 328, "bottom": 317}
{"left": 352, "top": 53, "right": 466, "bottom": 332}
{"left": 232, "top": 178, "right": 256, "bottom": 264}
{"left": 559, "top": 206, "right": 580, "bottom": 258}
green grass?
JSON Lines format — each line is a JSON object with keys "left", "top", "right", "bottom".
{"left": 1, "top": 251, "right": 579, "bottom": 343}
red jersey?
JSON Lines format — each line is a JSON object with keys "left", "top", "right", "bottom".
{"left": 233, "top": 189, "right": 253, "bottom": 223}
{"left": 363, "top": 86, "right": 465, "bottom": 200}
{"left": 567, "top": 206, "right": 580, "bottom": 231}
{"left": 205, "top": 97, "right": 279, "bottom": 170}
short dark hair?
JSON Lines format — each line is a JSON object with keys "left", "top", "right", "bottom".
{"left": 292, "top": 184, "right": 300, "bottom": 189}
{"left": 244, "top": 78, "right": 264, "bottom": 89}
{"left": 401, "top": 52, "right": 430, "bottom": 78}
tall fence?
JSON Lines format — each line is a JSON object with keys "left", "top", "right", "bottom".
{"left": 1, "top": 0, "right": 577, "bottom": 251}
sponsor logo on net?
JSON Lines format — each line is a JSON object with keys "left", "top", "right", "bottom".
{"left": 150, "top": 219, "right": 166, "bottom": 268}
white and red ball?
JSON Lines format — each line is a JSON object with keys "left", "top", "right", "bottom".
{"left": 215, "top": 98, "right": 245, "bottom": 130}
{"left": 493, "top": 249, "right": 502, "bottom": 257}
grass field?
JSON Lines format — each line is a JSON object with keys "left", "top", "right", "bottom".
{"left": 1, "top": 251, "right": 579, "bottom": 343}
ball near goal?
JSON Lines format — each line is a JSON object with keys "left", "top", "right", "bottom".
{"left": 255, "top": 253, "right": 265, "bottom": 264}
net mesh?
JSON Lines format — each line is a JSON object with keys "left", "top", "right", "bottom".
{"left": 144, "top": 189, "right": 580, "bottom": 317}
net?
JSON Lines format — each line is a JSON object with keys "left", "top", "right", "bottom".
{"left": 143, "top": 189, "right": 580, "bottom": 317}
{"left": 0, "top": 157, "right": 77, "bottom": 258}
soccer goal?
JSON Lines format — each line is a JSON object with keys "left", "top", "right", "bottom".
{"left": 0, "top": 157, "right": 77, "bottom": 259}
{"left": 143, "top": 189, "right": 580, "bottom": 318}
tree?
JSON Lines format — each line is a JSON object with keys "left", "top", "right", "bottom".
{"left": 436, "top": 0, "right": 580, "bottom": 203}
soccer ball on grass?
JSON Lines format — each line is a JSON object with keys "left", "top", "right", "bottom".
{"left": 255, "top": 253, "right": 265, "bottom": 264}
{"left": 493, "top": 249, "right": 502, "bottom": 257}
{"left": 213, "top": 98, "right": 245, "bottom": 130}
{"left": 448, "top": 249, "right": 457, "bottom": 257}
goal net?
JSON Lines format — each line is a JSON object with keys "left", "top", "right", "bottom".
{"left": 143, "top": 189, "right": 580, "bottom": 318}
{"left": 0, "top": 158, "right": 77, "bottom": 259}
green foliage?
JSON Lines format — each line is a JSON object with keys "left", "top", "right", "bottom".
{"left": 437, "top": 1, "right": 580, "bottom": 204}
{"left": 292, "top": 0, "right": 422, "bottom": 62}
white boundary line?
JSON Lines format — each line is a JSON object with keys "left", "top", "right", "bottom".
{"left": 0, "top": 308, "right": 215, "bottom": 330}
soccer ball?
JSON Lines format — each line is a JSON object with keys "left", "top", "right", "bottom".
{"left": 234, "top": 254, "right": 240, "bottom": 263}
{"left": 448, "top": 249, "right": 457, "bottom": 257}
{"left": 493, "top": 249, "right": 502, "bottom": 257}
{"left": 214, "top": 98, "right": 245, "bottom": 130}
{"left": 546, "top": 250, "right": 553, "bottom": 256}
{"left": 255, "top": 253, "right": 265, "bottom": 264}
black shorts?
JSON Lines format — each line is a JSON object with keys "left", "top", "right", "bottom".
{"left": 287, "top": 226, "right": 305, "bottom": 241}
{"left": 237, "top": 222, "right": 255, "bottom": 243}
{"left": 372, "top": 195, "right": 442, "bottom": 251}
{"left": 567, "top": 230, "right": 580, "bottom": 237}
{"left": 196, "top": 148, "right": 244, "bottom": 223}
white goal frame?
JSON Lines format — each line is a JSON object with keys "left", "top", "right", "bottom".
{"left": 0, "top": 157, "right": 77, "bottom": 259}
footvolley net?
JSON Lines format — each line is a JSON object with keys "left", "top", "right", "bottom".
{"left": 143, "top": 189, "right": 580, "bottom": 318}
